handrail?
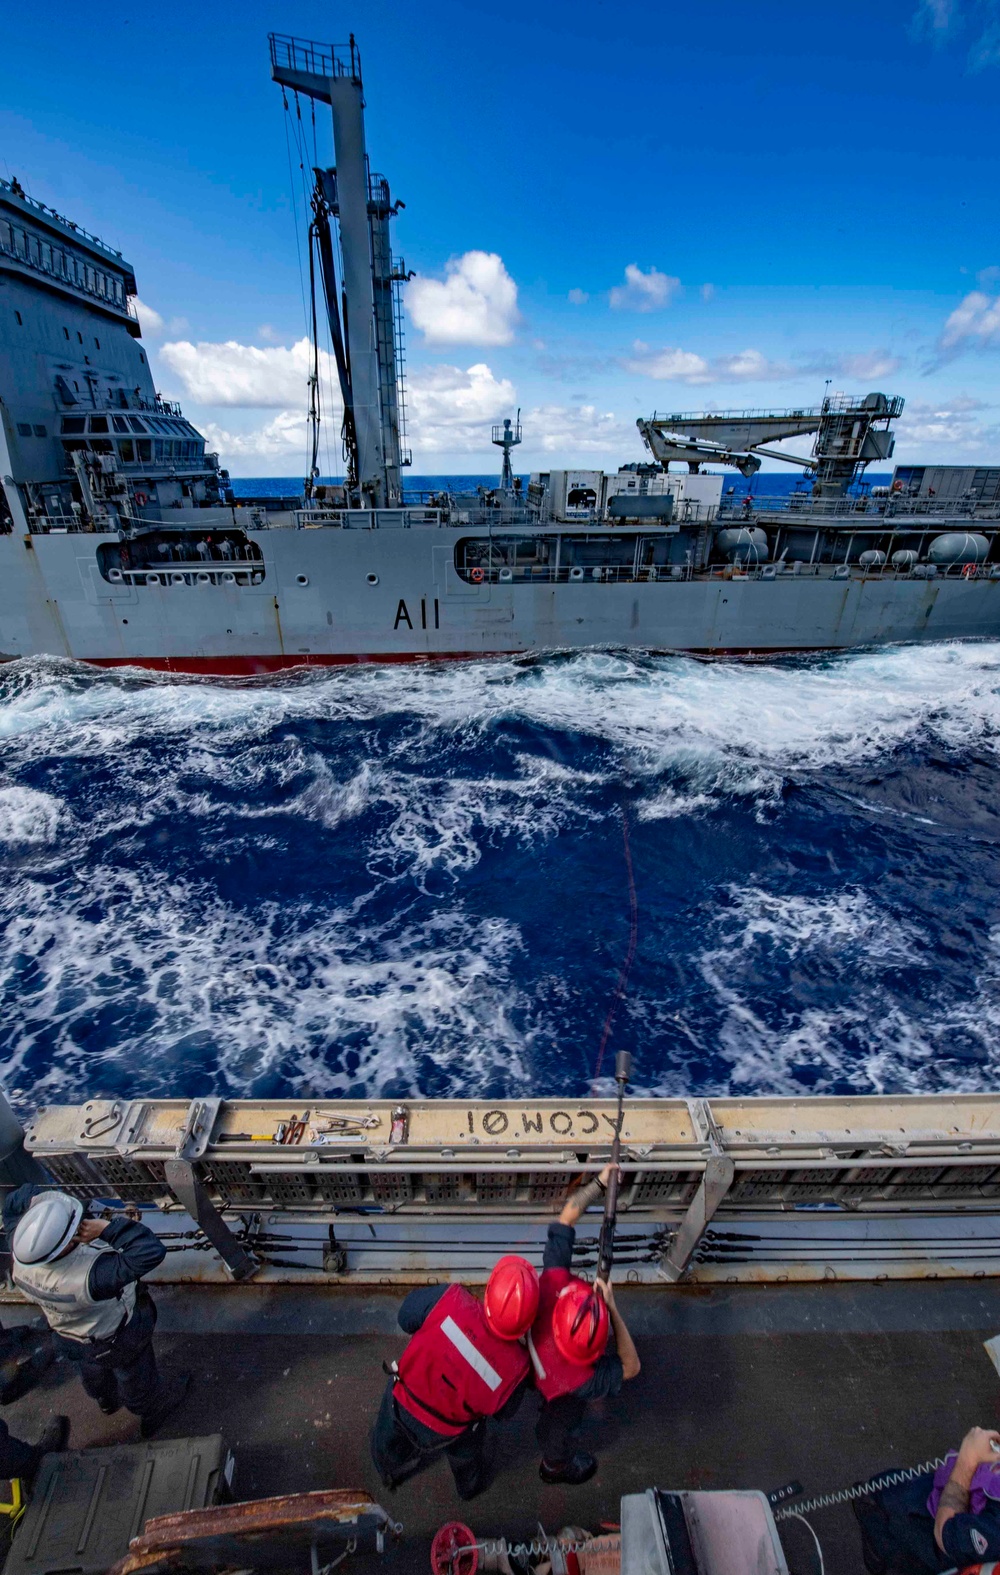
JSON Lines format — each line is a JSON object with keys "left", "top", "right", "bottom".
{"left": 0, "top": 176, "right": 125, "bottom": 259}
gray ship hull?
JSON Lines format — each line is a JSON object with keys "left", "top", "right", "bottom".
{"left": 2, "top": 517, "right": 999, "bottom": 673}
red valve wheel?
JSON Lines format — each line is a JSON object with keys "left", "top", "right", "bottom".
{"left": 430, "top": 1521, "right": 478, "bottom": 1575}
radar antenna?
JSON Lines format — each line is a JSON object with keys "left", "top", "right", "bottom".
{"left": 492, "top": 411, "right": 522, "bottom": 492}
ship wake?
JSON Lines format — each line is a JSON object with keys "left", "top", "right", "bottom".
{"left": 2, "top": 641, "right": 1000, "bottom": 1105}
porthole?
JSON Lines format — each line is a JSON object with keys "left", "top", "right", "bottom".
{"left": 569, "top": 566, "right": 584, "bottom": 581}
{"left": 296, "top": 573, "right": 309, "bottom": 586}
{"left": 222, "top": 572, "right": 236, "bottom": 585}
{"left": 498, "top": 567, "right": 513, "bottom": 583}
{"left": 171, "top": 572, "right": 185, "bottom": 585}
{"left": 146, "top": 572, "right": 161, "bottom": 585}
{"left": 366, "top": 572, "right": 379, "bottom": 585}
{"left": 108, "top": 567, "right": 123, "bottom": 582}
{"left": 196, "top": 573, "right": 210, "bottom": 585}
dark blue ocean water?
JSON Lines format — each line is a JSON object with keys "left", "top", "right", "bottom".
{"left": 231, "top": 473, "right": 893, "bottom": 502}
{"left": 2, "top": 473, "right": 997, "bottom": 1110}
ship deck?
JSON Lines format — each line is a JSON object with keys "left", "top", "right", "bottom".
{"left": 3, "top": 1278, "right": 999, "bottom": 1575}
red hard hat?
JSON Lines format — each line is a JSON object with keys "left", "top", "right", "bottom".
{"left": 484, "top": 1255, "right": 539, "bottom": 1339}
{"left": 552, "top": 1279, "right": 609, "bottom": 1365}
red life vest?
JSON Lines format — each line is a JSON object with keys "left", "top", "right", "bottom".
{"left": 394, "top": 1284, "right": 529, "bottom": 1437}
{"left": 526, "top": 1268, "right": 602, "bottom": 1401}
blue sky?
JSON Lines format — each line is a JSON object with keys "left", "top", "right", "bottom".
{"left": 5, "top": 0, "right": 1000, "bottom": 475}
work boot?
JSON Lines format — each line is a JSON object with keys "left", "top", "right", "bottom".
{"left": 140, "top": 1372, "right": 191, "bottom": 1439}
{"left": 36, "top": 1415, "right": 70, "bottom": 1456}
{"left": 539, "top": 1451, "right": 598, "bottom": 1486}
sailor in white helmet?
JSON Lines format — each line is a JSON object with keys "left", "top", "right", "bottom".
{"left": 3, "top": 1185, "right": 190, "bottom": 1438}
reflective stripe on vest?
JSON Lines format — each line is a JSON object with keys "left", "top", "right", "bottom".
{"left": 529, "top": 1267, "right": 599, "bottom": 1401}
{"left": 13, "top": 1241, "right": 136, "bottom": 1343}
{"left": 395, "top": 1284, "right": 528, "bottom": 1437}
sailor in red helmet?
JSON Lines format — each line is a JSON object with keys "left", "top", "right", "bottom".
{"left": 528, "top": 1165, "right": 641, "bottom": 1485}
{"left": 371, "top": 1254, "right": 539, "bottom": 1500}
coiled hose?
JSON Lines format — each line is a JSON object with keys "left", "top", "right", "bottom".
{"left": 773, "top": 1458, "right": 945, "bottom": 1521}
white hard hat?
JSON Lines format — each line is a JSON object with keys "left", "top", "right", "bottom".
{"left": 12, "top": 1192, "right": 85, "bottom": 1266}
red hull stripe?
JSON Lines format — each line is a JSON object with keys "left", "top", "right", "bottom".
{"left": 82, "top": 646, "right": 837, "bottom": 676}
{"left": 88, "top": 651, "right": 507, "bottom": 675}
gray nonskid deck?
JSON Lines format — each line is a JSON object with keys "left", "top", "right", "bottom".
{"left": 3, "top": 1280, "right": 999, "bottom": 1575}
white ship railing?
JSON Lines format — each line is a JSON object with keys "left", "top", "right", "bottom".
{"left": 18, "top": 1094, "right": 1000, "bottom": 1287}
{"left": 719, "top": 493, "right": 1000, "bottom": 520}
{"left": 294, "top": 507, "right": 446, "bottom": 529}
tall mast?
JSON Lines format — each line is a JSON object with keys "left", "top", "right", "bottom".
{"left": 269, "top": 33, "right": 406, "bottom": 506}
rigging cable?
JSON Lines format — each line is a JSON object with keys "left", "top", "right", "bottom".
{"left": 280, "top": 91, "right": 310, "bottom": 338}
{"left": 593, "top": 807, "right": 638, "bottom": 1086}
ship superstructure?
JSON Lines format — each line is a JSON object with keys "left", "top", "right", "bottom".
{"left": 0, "top": 178, "right": 229, "bottom": 538}
{"left": 1, "top": 33, "right": 1000, "bottom": 671}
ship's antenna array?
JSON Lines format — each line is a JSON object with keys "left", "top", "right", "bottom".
{"left": 492, "top": 411, "right": 522, "bottom": 491}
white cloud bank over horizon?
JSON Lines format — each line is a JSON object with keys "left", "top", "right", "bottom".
{"left": 406, "top": 251, "right": 520, "bottom": 346}
{"left": 623, "top": 341, "right": 902, "bottom": 385}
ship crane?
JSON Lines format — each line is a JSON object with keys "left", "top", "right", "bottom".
{"left": 637, "top": 391, "right": 905, "bottom": 497}
{"left": 269, "top": 33, "right": 410, "bottom": 508}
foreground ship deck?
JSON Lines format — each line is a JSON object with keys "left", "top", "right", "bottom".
{"left": 4, "top": 1094, "right": 1000, "bottom": 1572}
{"left": 2, "top": 1277, "right": 998, "bottom": 1575}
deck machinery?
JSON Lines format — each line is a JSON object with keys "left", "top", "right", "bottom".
{"left": 638, "top": 392, "right": 903, "bottom": 494}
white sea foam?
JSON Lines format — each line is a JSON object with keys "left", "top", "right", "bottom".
{"left": 3, "top": 645, "right": 999, "bottom": 1102}
{"left": 646, "top": 883, "right": 1000, "bottom": 1098}
{"left": 0, "top": 786, "right": 64, "bottom": 845}
{"left": 0, "top": 865, "right": 539, "bottom": 1101}
{"left": 4, "top": 641, "right": 1000, "bottom": 814}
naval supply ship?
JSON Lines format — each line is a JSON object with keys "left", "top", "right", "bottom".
{"left": 2, "top": 33, "right": 1000, "bottom": 673}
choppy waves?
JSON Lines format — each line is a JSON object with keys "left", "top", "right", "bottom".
{"left": 3, "top": 640, "right": 1000, "bottom": 1105}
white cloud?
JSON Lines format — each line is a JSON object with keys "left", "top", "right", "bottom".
{"left": 406, "top": 252, "right": 519, "bottom": 346}
{"left": 701, "top": 283, "right": 716, "bottom": 302}
{"left": 523, "top": 403, "right": 637, "bottom": 456}
{"left": 609, "top": 265, "right": 681, "bottom": 312}
{"left": 623, "top": 341, "right": 900, "bottom": 386}
{"left": 568, "top": 288, "right": 589, "bottom": 305}
{"left": 133, "top": 298, "right": 165, "bottom": 336}
{"left": 406, "top": 362, "right": 515, "bottom": 452}
{"left": 159, "top": 336, "right": 323, "bottom": 407}
{"left": 198, "top": 360, "right": 518, "bottom": 467}
{"left": 893, "top": 398, "right": 1000, "bottom": 458}
{"left": 624, "top": 345, "right": 711, "bottom": 381}
{"left": 622, "top": 343, "right": 792, "bottom": 383}
{"left": 829, "top": 350, "right": 902, "bottom": 380}
{"left": 200, "top": 409, "right": 308, "bottom": 460}
{"left": 911, "top": 0, "right": 1000, "bottom": 67}
{"left": 940, "top": 289, "right": 1000, "bottom": 350}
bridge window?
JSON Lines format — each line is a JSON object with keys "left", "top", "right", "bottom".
{"left": 16, "top": 423, "right": 31, "bottom": 438}
{"left": 33, "top": 425, "right": 46, "bottom": 438}
{"left": 118, "top": 440, "right": 134, "bottom": 463}
{"left": 112, "top": 416, "right": 129, "bottom": 433}
{"left": 61, "top": 417, "right": 85, "bottom": 434}
{"left": 88, "top": 416, "right": 109, "bottom": 434}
